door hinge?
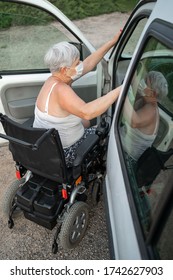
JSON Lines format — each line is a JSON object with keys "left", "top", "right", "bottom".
{"left": 102, "top": 78, "right": 111, "bottom": 95}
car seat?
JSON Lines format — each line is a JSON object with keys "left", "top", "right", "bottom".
{"left": 0, "top": 113, "right": 109, "bottom": 253}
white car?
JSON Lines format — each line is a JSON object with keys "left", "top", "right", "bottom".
{"left": 0, "top": 0, "right": 173, "bottom": 259}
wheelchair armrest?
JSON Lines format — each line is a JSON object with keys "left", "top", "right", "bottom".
{"left": 73, "top": 134, "right": 99, "bottom": 167}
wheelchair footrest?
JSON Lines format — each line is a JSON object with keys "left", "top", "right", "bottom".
{"left": 16, "top": 176, "right": 65, "bottom": 230}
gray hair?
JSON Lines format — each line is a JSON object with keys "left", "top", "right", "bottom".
{"left": 44, "top": 41, "right": 80, "bottom": 73}
{"left": 145, "top": 71, "right": 168, "bottom": 100}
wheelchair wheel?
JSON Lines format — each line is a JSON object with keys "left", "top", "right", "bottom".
{"left": 91, "top": 180, "right": 102, "bottom": 206}
{"left": 59, "top": 201, "right": 89, "bottom": 250}
{"left": 2, "top": 178, "right": 25, "bottom": 218}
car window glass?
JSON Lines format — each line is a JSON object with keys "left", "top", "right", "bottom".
{"left": 114, "top": 17, "right": 149, "bottom": 88}
{"left": 0, "top": 2, "right": 80, "bottom": 73}
{"left": 122, "top": 18, "right": 148, "bottom": 57}
{"left": 118, "top": 37, "right": 173, "bottom": 239}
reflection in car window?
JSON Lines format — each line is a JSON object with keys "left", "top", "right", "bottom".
{"left": 118, "top": 37, "right": 173, "bottom": 252}
{"left": 0, "top": 2, "right": 79, "bottom": 72}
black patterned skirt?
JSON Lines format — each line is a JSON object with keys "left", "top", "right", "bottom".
{"left": 63, "top": 126, "right": 96, "bottom": 167}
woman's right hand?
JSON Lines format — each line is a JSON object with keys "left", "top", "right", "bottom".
{"left": 111, "top": 30, "right": 122, "bottom": 45}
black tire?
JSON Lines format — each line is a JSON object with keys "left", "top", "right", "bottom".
{"left": 59, "top": 202, "right": 89, "bottom": 250}
{"left": 2, "top": 178, "right": 25, "bottom": 218}
{"left": 8, "top": 218, "right": 14, "bottom": 229}
{"left": 91, "top": 180, "right": 101, "bottom": 206}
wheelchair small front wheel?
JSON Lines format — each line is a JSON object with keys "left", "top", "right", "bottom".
{"left": 8, "top": 218, "right": 14, "bottom": 229}
{"left": 59, "top": 202, "right": 89, "bottom": 250}
{"left": 91, "top": 180, "right": 102, "bottom": 206}
{"left": 2, "top": 178, "right": 25, "bottom": 218}
{"left": 52, "top": 242, "right": 58, "bottom": 254}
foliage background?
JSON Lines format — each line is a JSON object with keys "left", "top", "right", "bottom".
{"left": 0, "top": 0, "right": 138, "bottom": 28}
{"left": 50, "top": 0, "right": 139, "bottom": 20}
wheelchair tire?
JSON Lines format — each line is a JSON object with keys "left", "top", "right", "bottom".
{"left": 2, "top": 178, "right": 25, "bottom": 218}
{"left": 59, "top": 201, "right": 89, "bottom": 250}
{"left": 91, "top": 180, "right": 101, "bottom": 206}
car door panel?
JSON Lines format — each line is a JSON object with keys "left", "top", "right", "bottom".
{"left": 0, "top": 74, "right": 47, "bottom": 122}
{"left": 0, "top": 71, "right": 98, "bottom": 122}
{"left": 2, "top": 85, "right": 39, "bottom": 120}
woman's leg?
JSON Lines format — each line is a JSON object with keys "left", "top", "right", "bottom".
{"left": 63, "top": 126, "right": 96, "bottom": 167}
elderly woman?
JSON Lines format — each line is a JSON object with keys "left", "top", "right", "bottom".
{"left": 120, "top": 71, "right": 168, "bottom": 161}
{"left": 33, "top": 32, "right": 121, "bottom": 166}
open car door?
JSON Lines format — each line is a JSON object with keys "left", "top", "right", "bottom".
{"left": 0, "top": 0, "right": 105, "bottom": 142}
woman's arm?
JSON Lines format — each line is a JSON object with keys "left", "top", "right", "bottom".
{"left": 82, "top": 31, "right": 121, "bottom": 75}
{"left": 123, "top": 95, "right": 157, "bottom": 128}
{"left": 57, "top": 83, "right": 122, "bottom": 120}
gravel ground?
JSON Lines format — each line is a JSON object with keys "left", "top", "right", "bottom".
{"left": 0, "top": 12, "right": 129, "bottom": 260}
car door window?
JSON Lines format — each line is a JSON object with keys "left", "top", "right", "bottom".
{"left": 118, "top": 36, "right": 173, "bottom": 242}
{"left": 122, "top": 17, "right": 148, "bottom": 57}
{"left": 0, "top": 2, "right": 80, "bottom": 73}
{"left": 113, "top": 17, "right": 148, "bottom": 88}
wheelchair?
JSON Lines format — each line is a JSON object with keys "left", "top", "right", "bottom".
{"left": 0, "top": 113, "right": 109, "bottom": 253}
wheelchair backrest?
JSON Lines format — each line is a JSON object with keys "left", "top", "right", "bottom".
{"left": 0, "top": 114, "right": 68, "bottom": 183}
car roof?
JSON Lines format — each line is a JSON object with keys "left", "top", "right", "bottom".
{"left": 145, "top": 0, "right": 173, "bottom": 25}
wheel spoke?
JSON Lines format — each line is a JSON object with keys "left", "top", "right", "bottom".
{"left": 70, "top": 212, "right": 86, "bottom": 243}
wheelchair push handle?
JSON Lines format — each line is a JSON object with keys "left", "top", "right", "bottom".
{"left": 32, "top": 128, "right": 55, "bottom": 150}
{"left": 0, "top": 132, "right": 33, "bottom": 148}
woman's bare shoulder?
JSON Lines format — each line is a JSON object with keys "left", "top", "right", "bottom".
{"left": 55, "top": 81, "right": 76, "bottom": 96}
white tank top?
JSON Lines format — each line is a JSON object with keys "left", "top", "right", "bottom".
{"left": 120, "top": 108, "right": 159, "bottom": 161}
{"left": 33, "top": 83, "right": 84, "bottom": 148}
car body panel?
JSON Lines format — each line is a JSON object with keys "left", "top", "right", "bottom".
{"left": 105, "top": 127, "right": 141, "bottom": 259}
{"left": 106, "top": 0, "right": 173, "bottom": 259}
